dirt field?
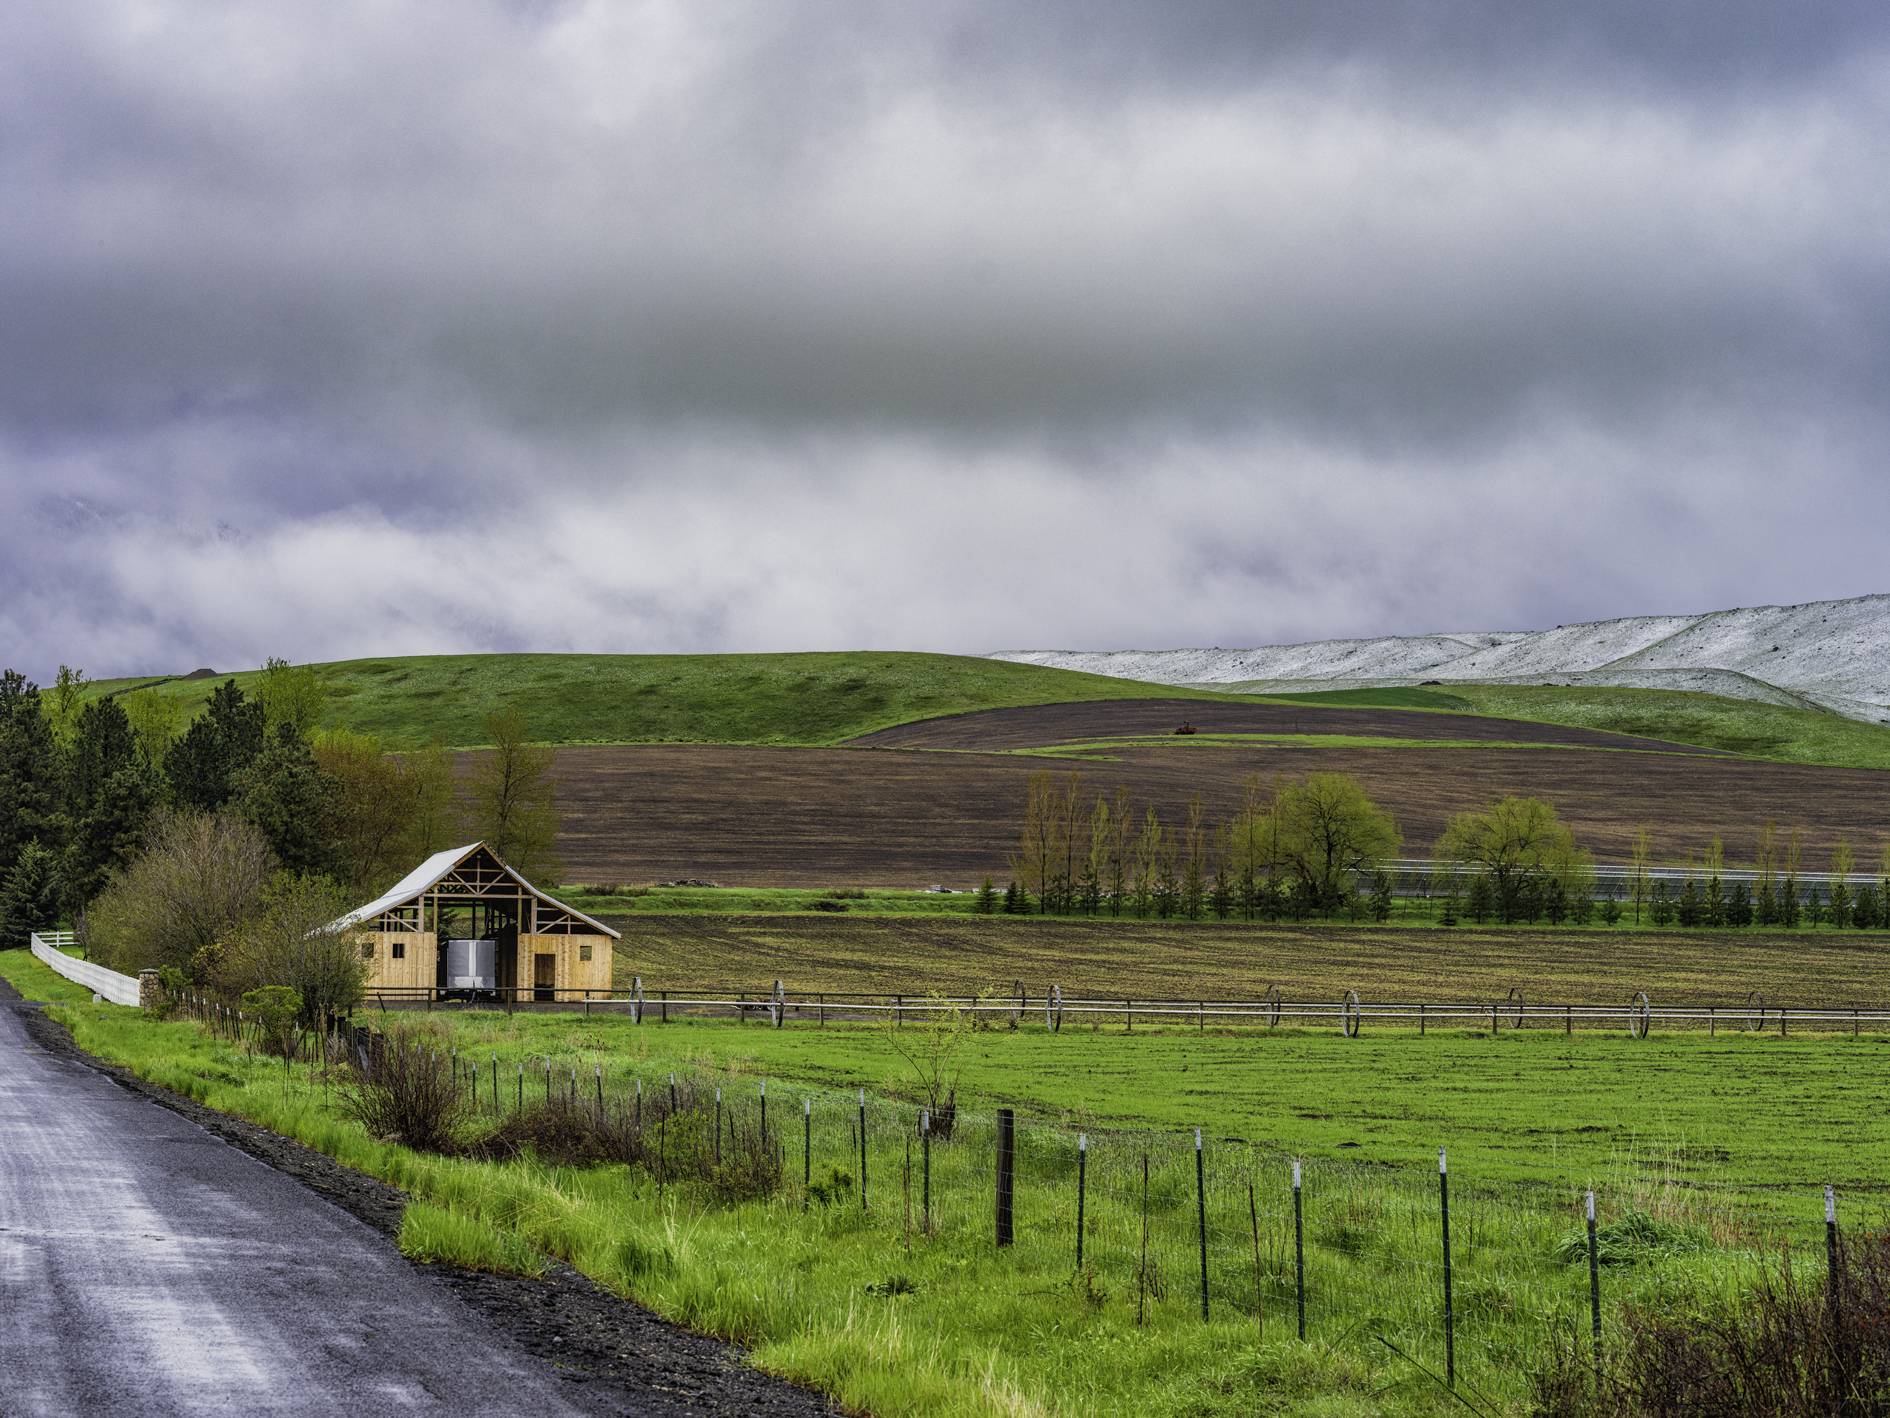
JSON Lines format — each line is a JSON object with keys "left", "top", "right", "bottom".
{"left": 844, "top": 697, "right": 1729, "bottom": 755}
{"left": 600, "top": 913, "right": 1890, "bottom": 1010}
{"left": 555, "top": 739, "right": 1890, "bottom": 887}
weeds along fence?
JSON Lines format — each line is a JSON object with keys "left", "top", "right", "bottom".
{"left": 351, "top": 980, "right": 1890, "bottom": 1037}
{"left": 160, "top": 990, "right": 1860, "bottom": 1402}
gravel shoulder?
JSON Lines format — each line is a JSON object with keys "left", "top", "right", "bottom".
{"left": 0, "top": 974, "right": 842, "bottom": 1418}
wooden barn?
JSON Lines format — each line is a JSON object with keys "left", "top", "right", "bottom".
{"left": 334, "top": 842, "right": 618, "bottom": 1002}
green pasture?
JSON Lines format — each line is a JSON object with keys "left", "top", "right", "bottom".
{"left": 0, "top": 947, "right": 1855, "bottom": 1416}
{"left": 75, "top": 652, "right": 1261, "bottom": 749}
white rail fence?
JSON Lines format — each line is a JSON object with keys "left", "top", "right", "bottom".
{"left": 28, "top": 932, "right": 142, "bottom": 1007}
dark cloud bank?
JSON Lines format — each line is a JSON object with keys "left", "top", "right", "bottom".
{"left": 5, "top": 0, "right": 1889, "bottom": 677}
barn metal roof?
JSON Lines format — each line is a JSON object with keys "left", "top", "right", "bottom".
{"left": 332, "top": 842, "right": 620, "bottom": 937}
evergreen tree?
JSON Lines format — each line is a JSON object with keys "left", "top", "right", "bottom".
{"left": 1805, "top": 884, "right": 1826, "bottom": 928}
{"left": 232, "top": 725, "right": 346, "bottom": 877}
{"left": 1780, "top": 876, "right": 1801, "bottom": 928}
{"left": 1465, "top": 872, "right": 1494, "bottom": 924}
{"left": 1599, "top": 896, "right": 1623, "bottom": 926}
{"left": 1209, "top": 866, "right": 1232, "bottom": 920}
{"left": 165, "top": 680, "right": 266, "bottom": 811}
{"left": 1705, "top": 874, "right": 1725, "bottom": 928}
{"left": 65, "top": 697, "right": 140, "bottom": 820}
{"left": 1677, "top": 879, "right": 1702, "bottom": 927}
{"left": 1725, "top": 882, "right": 1754, "bottom": 927}
{"left": 1830, "top": 880, "right": 1853, "bottom": 930}
{"left": 1544, "top": 876, "right": 1569, "bottom": 925}
{"left": 1853, "top": 884, "right": 1883, "bottom": 931}
{"left": 0, "top": 840, "right": 60, "bottom": 948}
{"left": 1002, "top": 880, "right": 1025, "bottom": 915}
{"left": 1154, "top": 854, "right": 1180, "bottom": 919}
{"left": 61, "top": 765, "right": 159, "bottom": 917}
{"left": 1369, "top": 870, "right": 1394, "bottom": 923}
{"left": 1650, "top": 881, "right": 1675, "bottom": 926}
{"left": 0, "top": 670, "right": 59, "bottom": 880}
{"left": 1438, "top": 890, "right": 1460, "bottom": 927}
{"left": 1755, "top": 880, "right": 1778, "bottom": 926}
{"left": 975, "top": 874, "right": 998, "bottom": 915}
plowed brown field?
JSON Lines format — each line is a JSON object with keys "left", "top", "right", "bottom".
{"left": 599, "top": 913, "right": 1890, "bottom": 1009}
{"left": 555, "top": 738, "right": 1890, "bottom": 888}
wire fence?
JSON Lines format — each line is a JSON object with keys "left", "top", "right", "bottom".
{"left": 354, "top": 979, "right": 1890, "bottom": 1037}
{"left": 167, "top": 990, "right": 1854, "bottom": 1402}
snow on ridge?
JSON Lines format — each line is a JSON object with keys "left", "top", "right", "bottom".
{"left": 990, "top": 593, "right": 1890, "bottom": 724}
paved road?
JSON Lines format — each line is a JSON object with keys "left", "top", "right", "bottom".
{"left": 0, "top": 1003, "right": 602, "bottom": 1417}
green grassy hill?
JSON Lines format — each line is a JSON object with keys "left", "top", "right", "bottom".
{"left": 1440, "top": 683, "right": 1890, "bottom": 769}
{"left": 82, "top": 652, "right": 1263, "bottom": 748}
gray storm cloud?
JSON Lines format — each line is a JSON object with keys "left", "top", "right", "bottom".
{"left": 3, "top": 0, "right": 1888, "bottom": 676}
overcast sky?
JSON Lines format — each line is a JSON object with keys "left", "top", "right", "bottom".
{"left": 6, "top": 0, "right": 1889, "bottom": 679}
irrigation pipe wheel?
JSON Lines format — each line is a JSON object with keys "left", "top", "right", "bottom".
{"left": 631, "top": 976, "right": 643, "bottom": 1026}
{"left": 1504, "top": 987, "right": 1524, "bottom": 1030}
{"left": 1628, "top": 991, "right": 1652, "bottom": 1040}
{"left": 1745, "top": 991, "right": 1765, "bottom": 1033}
{"left": 1046, "top": 984, "right": 1063, "bottom": 1033}
{"left": 771, "top": 978, "right": 785, "bottom": 1027}
{"left": 1341, "top": 989, "right": 1362, "bottom": 1038}
{"left": 1265, "top": 983, "right": 1282, "bottom": 1028}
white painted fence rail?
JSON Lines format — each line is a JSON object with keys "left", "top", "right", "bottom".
{"left": 29, "top": 932, "right": 142, "bottom": 1006}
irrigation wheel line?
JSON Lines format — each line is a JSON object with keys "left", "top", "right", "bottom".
{"left": 1628, "top": 991, "right": 1652, "bottom": 1040}
{"left": 1746, "top": 990, "right": 1765, "bottom": 1033}
{"left": 1264, "top": 983, "right": 1282, "bottom": 1028}
{"left": 1503, "top": 987, "right": 1524, "bottom": 1031}
{"left": 1341, "top": 990, "right": 1362, "bottom": 1039}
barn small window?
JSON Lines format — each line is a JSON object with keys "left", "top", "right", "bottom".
{"left": 392, "top": 941, "right": 406, "bottom": 960}
{"left": 579, "top": 942, "right": 593, "bottom": 962}
{"left": 360, "top": 940, "right": 375, "bottom": 960}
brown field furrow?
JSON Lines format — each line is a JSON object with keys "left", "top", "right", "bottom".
{"left": 601, "top": 914, "right": 1890, "bottom": 1010}
{"left": 842, "top": 697, "right": 1727, "bottom": 754}
{"left": 554, "top": 742, "right": 1890, "bottom": 888}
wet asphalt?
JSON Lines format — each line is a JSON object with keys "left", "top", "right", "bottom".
{"left": 0, "top": 1002, "right": 603, "bottom": 1417}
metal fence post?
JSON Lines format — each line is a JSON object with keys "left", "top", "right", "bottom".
{"left": 1293, "top": 1159, "right": 1306, "bottom": 1340}
{"left": 922, "top": 1109, "right": 932, "bottom": 1226}
{"left": 996, "top": 1107, "right": 1015, "bottom": 1248}
{"left": 1195, "top": 1127, "right": 1209, "bottom": 1319}
{"left": 1587, "top": 1190, "right": 1601, "bottom": 1387}
{"left": 1827, "top": 1184, "right": 1840, "bottom": 1307}
{"left": 1076, "top": 1132, "right": 1087, "bottom": 1269}
{"left": 859, "top": 1088, "right": 868, "bottom": 1212}
{"left": 1440, "top": 1146, "right": 1455, "bottom": 1388}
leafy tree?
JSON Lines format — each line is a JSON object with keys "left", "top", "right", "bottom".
{"left": 254, "top": 658, "right": 326, "bottom": 740}
{"left": 0, "top": 841, "right": 61, "bottom": 948}
{"left": 165, "top": 680, "right": 266, "bottom": 812}
{"left": 1629, "top": 826, "right": 1654, "bottom": 924}
{"left": 1181, "top": 794, "right": 1209, "bottom": 920}
{"left": 0, "top": 670, "right": 59, "bottom": 880}
{"left": 223, "top": 873, "right": 367, "bottom": 1025}
{"left": 234, "top": 726, "right": 346, "bottom": 877}
{"left": 82, "top": 810, "right": 275, "bottom": 977}
{"left": 44, "top": 666, "right": 88, "bottom": 748}
{"left": 121, "top": 689, "right": 184, "bottom": 770}
{"left": 466, "top": 708, "right": 561, "bottom": 883}
{"left": 314, "top": 728, "right": 423, "bottom": 893}
{"left": 1437, "top": 797, "right": 1587, "bottom": 925}
{"left": 399, "top": 736, "right": 462, "bottom": 862}
{"left": 1270, "top": 773, "right": 1401, "bottom": 918}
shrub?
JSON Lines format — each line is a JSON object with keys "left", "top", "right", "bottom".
{"left": 337, "top": 1024, "right": 472, "bottom": 1153}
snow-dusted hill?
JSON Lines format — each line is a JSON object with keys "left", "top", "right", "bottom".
{"left": 990, "top": 594, "right": 1890, "bottom": 724}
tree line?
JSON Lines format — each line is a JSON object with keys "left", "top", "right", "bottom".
{"left": 0, "top": 662, "right": 564, "bottom": 992}
{"left": 992, "top": 769, "right": 1890, "bottom": 930}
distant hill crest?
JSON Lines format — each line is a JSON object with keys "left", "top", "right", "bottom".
{"left": 990, "top": 593, "right": 1890, "bottom": 724}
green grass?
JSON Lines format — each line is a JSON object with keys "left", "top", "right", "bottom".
{"left": 6, "top": 946, "right": 1851, "bottom": 1415}
{"left": 1256, "top": 687, "right": 1476, "bottom": 711}
{"left": 74, "top": 652, "right": 1266, "bottom": 749}
{"left": 1443, "top": 683, "right": 1890, "bottom": 768}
